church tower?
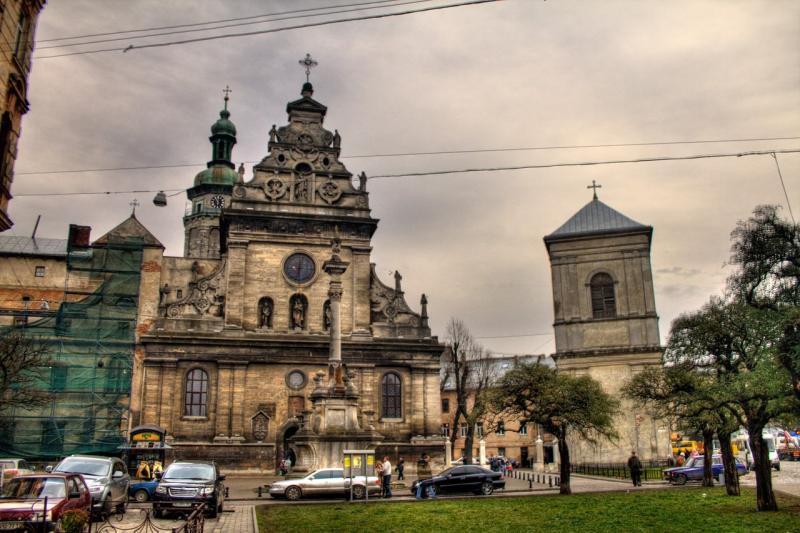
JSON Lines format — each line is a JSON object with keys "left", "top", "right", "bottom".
{"left": 183, "top": 89, "right": 239, "bottom": 258}
{"left": 544, "top": 184, "right": 667, "bottom": 462}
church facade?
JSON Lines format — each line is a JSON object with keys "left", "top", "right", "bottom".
{"left": 130, "top": 81, "right": 445, "bottom": 472}
{"left": 544, "top": 190, "right": 670, "bottom": 462}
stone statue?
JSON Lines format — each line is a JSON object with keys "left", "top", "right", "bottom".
{"left": 323, "top": 302, "right": 332, "bottom": 330}
{"left": 358, "top": 171, "right": 367, "bottom": 192}
{"left": 269, "top": 124, "right": 278, "bottom": 143}
{"left": 333, "top": 129, "right": 341, "bottom": 148}
{"left": 260, "top": 298, "right": 273, "bottom": 328}
{"left": 292, "top": 298, "right": 305, "bottom": 329}
{"left": 237, "top": 163, "right": 245, "bottom": 183}
{"left": 394, "top": 270, "right": 402, "bottom": 293}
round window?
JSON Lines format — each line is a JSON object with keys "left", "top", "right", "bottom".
{"left": 283, "top": 253, "right": 316, "bottom": 284}
{"left": 286, "top": 370, "right": 307, "bottom": 390}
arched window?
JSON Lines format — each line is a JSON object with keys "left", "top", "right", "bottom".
{"left": 590, "top": 272, "right": 616, "bottom": 318}
{"left": 381, "top": 373, "right": 402, "bottom": 419}
{"left": 185, "top": 368, "right": 209, "bottom": 417}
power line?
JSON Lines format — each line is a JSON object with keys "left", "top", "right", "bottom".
{"left": 771, "top": 152, "right": 796, "bottom": 224}
{"left": 475, "top": 332, "right": 552, "bottom": 339}
{"left": 35, "top": 0, "right": 503, "bottom": 59}
{"left": 16, "top": 136, "right": 800, "bottom": 176}
{"left": 11, "top": 148, "right": 799, "bottom": 198}
{"left": 37, "top": 0, "right": 404, "bottom": 43}
{"left": 368, "top": 148, "right": 800, "bottom": 179}
{"left": 31, "top": 0, "right": 434, "bottom": 52}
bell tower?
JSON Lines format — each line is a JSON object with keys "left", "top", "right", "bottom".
{"left": 183, "top": 86, "right": 239, "bottom": 258}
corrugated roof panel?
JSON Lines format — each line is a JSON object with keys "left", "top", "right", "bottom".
{"left": 0, "top": 236, "right": 68, "bottom": 257}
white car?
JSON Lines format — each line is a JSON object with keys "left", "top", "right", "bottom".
{"left": 269, "top": 468, "right": 381, "bottom": 501}
{"left": 0, "top": 459, "right": 34, "bottom": 485}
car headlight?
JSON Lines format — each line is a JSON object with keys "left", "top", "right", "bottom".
{"left": 155, "top": 485, "right": 167, "bottom": 494}
{"left": 199, "top": 487, "right": 214, "bottom": 496}
{"left": 88, "top": 485, "right": 104, "bottom": 493}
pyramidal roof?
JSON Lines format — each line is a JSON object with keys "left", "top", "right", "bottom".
{"left": 545, "top": 198, "right": 650, "bottom": 241}
{"left": 93, "top": 214, "right": 163, "bottom": 248}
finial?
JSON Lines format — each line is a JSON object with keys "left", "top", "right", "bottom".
{"left": 299, "top": 53, "right": 318, "bottom": 83}
{"left": 587, "top": 179, "right": 602, "bottom": 200}
{"left": 394, "top": 270, "right": 402, "bottom": 293}
{"left": 222, "top": 85, "right": 232, "bottom": 110}
{"left": 129, "top": 198, "right": 140, "bottom": 215}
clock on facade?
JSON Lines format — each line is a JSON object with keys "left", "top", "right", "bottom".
{"left": 283, "top": 252, "right": 315, "bottom": 284}
{"left": 209, "top": 195, "right": 225, "bottom": 209}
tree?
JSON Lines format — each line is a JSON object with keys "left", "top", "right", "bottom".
{"left": 728, "top": 205, "right": 800, "bottom": 400}
{"left": 488, "top": 362, "right": 618, "bottom": 495}
{"left": 442, "top": 318, "right": 495, "bottom": 464}
{"left": 0, "top": 330, "right": 53, "bottom": 414}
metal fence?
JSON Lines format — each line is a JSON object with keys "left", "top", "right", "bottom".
{"left": 570, "top": 460, "right": 671, "bottom": 481}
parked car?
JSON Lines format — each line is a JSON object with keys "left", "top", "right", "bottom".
{"left": 0, "top": 459, "right": 34, "bottom": 485}
{"left": 269, "top": 468, "right": 380, "bottom": 501}
{"left": 663, "top": 455, "right": 748, "bottom": 485}
{"left": 52, "top": 455, "right": 129, "bottom": 517}
{"left": 0, "top": 473, "right": 91, "bottom": 531}
{"left": 410, "top": 465, "right": 505, "bottom": 498}
{"left": 129, "top": 479, "right": 159, "bottom": 502}
{"left": 450, "top": 457, "right": 480, "bottom": 466}
{"left": 152, "top": 461, "right": 225, "bottom": 518}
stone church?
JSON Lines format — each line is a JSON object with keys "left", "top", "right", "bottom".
{"left": 544, "top": 187, "right": 670, "bottom": 462}
{"left": 130, "top": 80, "right": 445, "bottom": 472}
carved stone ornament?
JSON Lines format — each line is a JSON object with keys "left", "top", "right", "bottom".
{"left": 251, "top": 411, "right": 270, "bottom": 442}
{"left": 233, "top": 185, "right": 246, "bottom": 198}
{"left": 317, "top": 179, "right": 342, "bottom": 204}
{"left": 369, "top": 264, "right": 425, "bottom": 326}
{"left": 264, "top": 178, "right": 288, "bottom": 200}
{"left": 165, "top": 259, "right": 227, "bottom": 318}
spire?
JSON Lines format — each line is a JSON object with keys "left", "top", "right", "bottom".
{"left": 193, "top": 87, "right": 239, "bottom": 187}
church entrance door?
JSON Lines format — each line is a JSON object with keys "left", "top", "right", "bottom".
{"left": 278, "top": 425, "right": 298, "bottom": 470}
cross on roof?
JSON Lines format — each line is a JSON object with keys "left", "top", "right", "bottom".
{"left": 130, "top": 199, "right": 140, "bottom": 214}
{"left": 587, "top": 180, "right": 602, "bottom": 200}
{"left": 299, "top": 53, "right": 318, "bottom": 82}
{"left": 222, "top": 85, "right": 231, "bottom": 110}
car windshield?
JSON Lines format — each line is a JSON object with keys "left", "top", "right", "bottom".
{"left": 437, "top": 467, "right": 459, "bottom": 477}
{"left": 0, "top": 478, "right": 66, "bottom": 499}
{"left": 163, "top": 464, "right": 215, "bottom": 481}
{"left": 55, "top": 458, "right": 110, "bottom": 477}
{"left": 684, "top": 457, "right": 700, "bottom": 468}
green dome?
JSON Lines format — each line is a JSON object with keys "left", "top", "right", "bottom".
{"left": 211, "top": 109, "right": 237, "bottom": 136}
{"left": 194, "top": 165, "right": 238, "bottom": 186}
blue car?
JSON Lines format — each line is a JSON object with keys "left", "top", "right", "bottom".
{"left": 129, "top": 479, "right": 159, "bottom": 502}
{"left": 663, "top": 455, "right": 748, "bottom": 485}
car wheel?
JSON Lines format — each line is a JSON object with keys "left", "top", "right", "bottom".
{"left": 424, "top": 485, "right": 437, "bottom": 498}
{"left": 134, "top": 489, "right": 149, "bottom": 503}
{"left": 285, "top": 486, "right": 302, "bottom": 501}
{"left": 116, "top": 497, "right": 128, "bottom": 515}
{"left": 775, "top": 463, "right": 781, "bottom": 471}
{"left": 352, "top": 485, "right": 366, "bottom": 500}
{"left": 676, "top": 474, "right": 688, "bottom": 485}
{"left": 208, "top": 500, "right": 218, "bottom": 519}
{"left": 480, "top": 481, "right": 494, "bottom": 496}
{"left": 153, "top": 507, "right": 164, "bottom": 519}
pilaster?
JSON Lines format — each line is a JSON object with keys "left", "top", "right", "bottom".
{"left": 224, "top": 240, "right": 247, "bottom": 328}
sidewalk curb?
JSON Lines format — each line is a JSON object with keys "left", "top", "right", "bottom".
{"left": 250, "top": 505, "right": 258, "bottom": 533}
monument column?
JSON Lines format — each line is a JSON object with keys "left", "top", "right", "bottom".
{"left": 322, "top": 231, "right": 349, "bottom": 390}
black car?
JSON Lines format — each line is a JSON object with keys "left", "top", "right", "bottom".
{"left": 152, "top": 461, "right": 225, "bottom": 518}
{"left": 410, "top": 465, "right": 505, "bottom": 498}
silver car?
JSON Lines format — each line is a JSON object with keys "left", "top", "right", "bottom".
{"left": 269, "top": 468, "right": 380, "bottom": 501}
{"left": 52, "top": 455, "right": 129, "bottom": 515}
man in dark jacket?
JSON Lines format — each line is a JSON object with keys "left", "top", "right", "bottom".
{"left": 627, "top": 451, "right": 642, "bottom": 487}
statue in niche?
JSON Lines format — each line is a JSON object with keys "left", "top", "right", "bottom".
{"left": 358, "top": 171, "right": 367, "bottom": 192}
{"left": 323, "top": 300, "right": 332, "bottom": 331}
{"left": 259, "top": 298, "right": 273, "bottom": 328}
{"left": 294, "top": 177, "right": 310, "bottom": 203}
{"left": 333, "top": 129, "right": 341, "bottom": 148}
{"left": 291, "top": 297, "right": 306, "bottom": 330}
{"left": 269, "top": 124, "right": 278, "bottom": 143}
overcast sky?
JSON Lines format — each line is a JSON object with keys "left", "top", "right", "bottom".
{"left": 8, "top": 0, "right": 800, "bottom": 355}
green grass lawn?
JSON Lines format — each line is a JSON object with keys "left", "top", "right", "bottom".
{"left": 256, "top": 487, "right": 800, "bottom": 533}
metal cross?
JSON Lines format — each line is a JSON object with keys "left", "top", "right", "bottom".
{"left": 587, "top": 180, "right": 602, "bottom": 200}
{"left": 222, "top": 85, "right": 232, "bottom": 109}
{"left": 299, "top": 53, "right": 318, "bottom": 82}
{"left": 130, "top": 199, "right": 140, "bottom": 214}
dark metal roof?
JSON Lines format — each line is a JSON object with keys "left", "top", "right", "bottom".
{"left": 546, "top": 198, "right": 649, "bottom": 240}
{"left": 0, "top": 236, "right": 68, "bottom": 257}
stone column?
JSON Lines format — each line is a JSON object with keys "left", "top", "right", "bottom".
{"left": 535, "top": 434, "right": 545, "bottom": 472}
{"left": 445, "top": 439, "right": 452, "bottom": 466}
{"left": 479, "top": 439, "right": 487, "bottom": 465}
{"left": 552, "top": 437, "right": 560, "bottom": 470}
{"left": 323, "top": 234, "right": 349, "bottom": 390}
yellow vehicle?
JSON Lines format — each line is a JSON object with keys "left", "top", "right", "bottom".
{"left": 671, "top": 439, "right": 702, "bottom": 456}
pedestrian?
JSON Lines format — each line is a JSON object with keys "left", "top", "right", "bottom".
{"left": 627, "top": 450, "right": 642, "bottom": 487}
{"left": 676, "top": 452, "right": 685, "bottom": 467}
{"left": 382, "top": 456, "right": 393, "bottom": 498}
{"left": 506, "top": 462, "right": 513, "bottom": 476}
{"left": 277, "top": 459, "right": 286, "bottom": 476}
{"left": 396, "top": 457, "right": 405, "bottom": 480}
{"left": 375, "top": 459, "right": 385, "bottom": 497}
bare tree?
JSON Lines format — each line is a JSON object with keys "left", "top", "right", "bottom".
{"left": 442, "top": 318, "right": 496, "bottom": 464}
{"left": 0, "top": 330, "right": 53, "bottom": 414}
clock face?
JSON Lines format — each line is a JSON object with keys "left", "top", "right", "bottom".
{"left": 209, "top": 195, "right": 225, "bottom": 209}
{"left": 283, "top": 253, "right": 315, "bottom": 284}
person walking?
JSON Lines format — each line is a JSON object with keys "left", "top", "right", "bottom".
{"left": 627, "top": 450, "right": 642, "bottom": 487}
{"left": 382, "top": 456, "right": 393, "bottom": 498}
{"left": 396, "top": 457, "right": 405, "bottom": 480}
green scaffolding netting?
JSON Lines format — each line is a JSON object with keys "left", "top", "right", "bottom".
{"left": 0, "top": 234, "right": 143, "bottom": 460}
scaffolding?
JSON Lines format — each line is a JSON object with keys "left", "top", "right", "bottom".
{"left": 0, "top": 228, "right": 143, "bottom": 460}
